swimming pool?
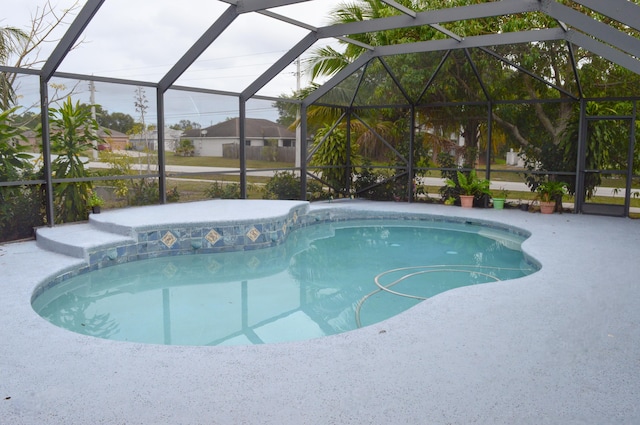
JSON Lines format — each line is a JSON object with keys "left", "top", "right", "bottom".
{"left": 32, "top": 218, "right": 538, "bottom": 346}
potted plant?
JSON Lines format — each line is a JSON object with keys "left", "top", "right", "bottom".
{"left": 445, "top": 170, "right": 490, "bottom": 208}
{"left": 88, "top": 191, "right": 104, "bottom": 214}
{"left": 492, "top": 187, "right": 508, "bottom": 209}
{"left": 536, "top": 180, "right": 566, "bottom": 214}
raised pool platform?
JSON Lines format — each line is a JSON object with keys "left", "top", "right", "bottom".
{"left": 2, "top": 199, "right": 640, "bottom": 424}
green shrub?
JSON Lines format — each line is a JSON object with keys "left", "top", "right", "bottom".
{"left": 128, "top": 179, "right": 159, "bottom": 206}
{"left": 175, "top": 139, "right": 194, "bottom": 157}
{"left": 309, "top": 124, "right": 360, "bottom": 196}
{"left": 205, "top": 181, "right": 240, "bottom": 199}
{"left": 263, "top": 171, "right": 300, "bottom": 200}
{"left": 166, "top": 186, "right": 180, "bottom": 203}
{"left": 353, "top": 162, "right": 396, "bottom": 200}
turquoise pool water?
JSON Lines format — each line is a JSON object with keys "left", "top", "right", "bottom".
{"left": 32, "top": 220, "right": 537, "bottom": 346}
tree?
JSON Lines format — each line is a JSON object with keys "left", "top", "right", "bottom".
{"left": 305, "top": 0, "right": 640, "bottom": 198}
{"left": 133, "top": 86, "right": 149, "bottom": 147}
{"left": 90, "top": 105, "right": 135, "bottom": 134}
{"left": 309, "top": 124, "right": 360, "bottom": 196}
{"left": 170, "top": 119, "right": 201, "bottom": 132}
{"left": 0, "top": 26, "right": 28, "bottom": 109}
{"left": 273, "top": 92, "right": 299, "bottom": 128}
{"left": 44, "top": 97, "right": 105, "bottom": 223}
{"left": 2, "top": 1, "right": 83, "bottom": 110}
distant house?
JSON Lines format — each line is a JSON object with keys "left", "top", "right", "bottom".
{"left": 129, "top": 127, "right": 184, "bottom": 152}
{"left": 183, "top": 118, "right": 295, "bottom": 157}
{"left": 21, "top": 127, "right": 129, "bottom": 151}
{"left": 99, "top": 128, "right": 129, "bottom": 150}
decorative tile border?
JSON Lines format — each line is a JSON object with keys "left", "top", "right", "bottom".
{"left": 84, "top": 204, "right": 311, "bottom": 271}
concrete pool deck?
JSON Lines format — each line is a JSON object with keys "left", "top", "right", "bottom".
{"left": 2, "top": 199, "right": 639, "bottom": 424}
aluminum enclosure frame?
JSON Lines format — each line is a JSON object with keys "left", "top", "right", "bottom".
{"left": 5, "top": 0, "right": 639, "bottom": 226}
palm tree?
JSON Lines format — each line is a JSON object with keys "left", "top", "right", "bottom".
{"left": 0, "top": 25, "right": 28, "bottom": 109}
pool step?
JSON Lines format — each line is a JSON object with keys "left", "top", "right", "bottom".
{"left": 36, "top": 222, "right": 135, "bottom": 261}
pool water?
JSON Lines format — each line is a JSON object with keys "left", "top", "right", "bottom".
{"left": 32, "top": 220, "right": 537, "bottom": 346}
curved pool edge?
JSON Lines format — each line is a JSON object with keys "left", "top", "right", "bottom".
{"left": 31, "top": 199, "right": 538, "bottom": 310}
{"left": 3, "top": 200, "right": 640, "bottom": 424}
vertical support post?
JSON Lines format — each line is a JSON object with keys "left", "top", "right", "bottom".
{"left": 624, "top": 102, "right": 637, "bottom": 216}
{"left": 239, "top": 98, "right": 247, "bottom": 198}
{"left": 485, "top": 102, "right": 493, "bottom": 208}
{"left": 345, "top": 110, "right": 352, "bottom": 197}
{"left": 157, "top": 87, "right": 167, "bottom": 204}
{"left": 299, "top": 104, "right": 308, "bottom": 200}
{"left": 39, "top": 78, "right": 55, "bottom": 226}
{"left": 575, "top": 98, "right": 587, "bottom": 214}
{"left": 408, "top": 105, "right": 416, "bottom": 202}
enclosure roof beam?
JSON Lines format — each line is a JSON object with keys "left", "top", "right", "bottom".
{"left": 567, "top": 31, "right": 640, "bottom": 76}
{"left": 40, "top": 0, "right": 105, "bottom": 81}
{"left": 53, "top": 72, "right": 157, "bottom": 89}
{"left": 337, "top": 37, "right": 375, "bottom": 51}
{"left": 303, "top": 28, "right": 567, "bottom": 106}
{"left": 258, "top": 9, "right": 317, "bottom": 31}
{"left": 373, "top": 28, "right": 566, "bottom": 56}
{"left": 234, "top": 0, "right": 313, "bottom": 14}
{"left": 257, "top": 10, "right": 374, "bottom": 50}
{"left": 379, "top": 0, "right": 417, "bottom": 18}
{"left": 571, "top": 0, "right": 640, "bottom": 33}
{"left": 317, "top": 0, "right": 540, "bottom": 40}
{"left": 302, "top": 52, "right": 375, "bottom": 106}
{"left": 242, "top": 32, "right": 318, "bottom": 99}
{"left": 542, "top": 0, "right": 640, "bottom": 59}
{"left": 479, "top": 47, "right": 579, "bottom": 100}
{"left": 159, "top": 5, "right": 237, "bottom": 92}
{"left": 464, "top": 49, "right": 491, "bottom": 101}
{"left": 430, "top": 24, "right": 463, "bottom": 42}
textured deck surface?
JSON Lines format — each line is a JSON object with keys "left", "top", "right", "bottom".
{"left": 2, "top": 200, "right": 639, "bottom": 424}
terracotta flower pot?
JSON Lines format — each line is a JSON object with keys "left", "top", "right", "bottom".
{"left": 460, "top": 195, "right": 474, "bottom": 208}
{"left": 540, "top": 201, "right": 555, "bottom": 214}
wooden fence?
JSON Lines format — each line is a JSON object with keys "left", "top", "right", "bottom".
{"left": 222, "top": 143, "right": 296, "bottom": 163}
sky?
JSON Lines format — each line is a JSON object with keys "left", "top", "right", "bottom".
{"left": 2, "top": 0, "right": 344, "bottom": 126}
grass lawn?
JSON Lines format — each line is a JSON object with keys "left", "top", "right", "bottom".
{"left": 98, "top": 153, "right": 640, "bottom": 210}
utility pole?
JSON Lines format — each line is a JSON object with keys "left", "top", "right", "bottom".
{"left": 89, "top": 80, "right": 98, "bottom": 160}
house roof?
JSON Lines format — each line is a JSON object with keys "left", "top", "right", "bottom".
{"left": 184, "top": 118, "right": 294, "bottom": 139}
{"left": 100, "top": 128, "right": 128, "bottom": 139}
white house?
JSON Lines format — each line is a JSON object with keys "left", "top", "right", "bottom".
{"left": 129, "top": 127, "right": 184, "bottom": 152}
{"left": 183, "top": 118, "right": 295, "bottom": 157}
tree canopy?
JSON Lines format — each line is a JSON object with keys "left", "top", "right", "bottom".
{"left": 302, "top": 0, "right": 640, "bottom": 196}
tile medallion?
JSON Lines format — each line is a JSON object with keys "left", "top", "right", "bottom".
{"left": 206, "top": 229, "right": 221, "bottom": 245}
{"left": 246, "top": 227, "right": 261, "bottom": 242}
{"left": 161, "top": 231, "right": 177, "bottom": 248}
